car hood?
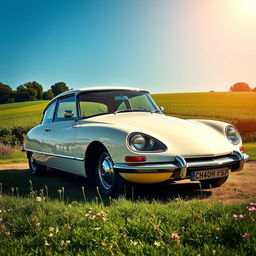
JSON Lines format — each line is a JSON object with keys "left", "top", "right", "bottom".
{"left": 81, "top": 112, "right": 236, "bottom": 157}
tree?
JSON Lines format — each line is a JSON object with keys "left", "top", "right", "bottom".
{"left": 42, "top": 89, "right": 54, "bottom": 100}
{"left": 15, "top": 81, "right": 43, "bottom": 102}
{"left": 0, "top": 82, "right": 13, "bottom": 104}
{"left": 51, "top": 82, "right": 69, "bottom": 97}
{"left": 24, "top": 81, "right": 43, "bottom": 99}
{"left": 253, "top": 87, "right": 256, "bottom": 92}
{"left": 229, "top": 82, "right": 251, "bottom": 92}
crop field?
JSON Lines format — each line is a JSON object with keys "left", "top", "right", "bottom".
{"left": 152, "top": 92, "right": 256, "bottom": 120}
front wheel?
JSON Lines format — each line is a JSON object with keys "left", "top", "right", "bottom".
{"left": 28, "top": 152, "right": 47, "bottom": 175}
{"left": 200, "top": 176, "right": 228, "bottom": 188}
{"left": 93, "top": 147, "right": 129, "bottom": 198}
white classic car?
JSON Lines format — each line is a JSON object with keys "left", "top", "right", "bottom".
{"left": 23, "top": 87, "right": 249, "bottom": 197}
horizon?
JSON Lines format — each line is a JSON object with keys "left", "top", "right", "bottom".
{"left": 1, "top": 0, "right": 255, "bottom": 94}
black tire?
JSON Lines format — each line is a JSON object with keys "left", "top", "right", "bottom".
{"left": 200, "top": 176, "right": 228, "bottom": 188}
{"left": 28, "top": 152, "right": 47, "bottom": 176}
{"left": 93, "top": 146, "right": 129, "bottom": 198}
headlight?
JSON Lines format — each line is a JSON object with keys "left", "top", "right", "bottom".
{"left": 128, "top": 133, "right": 167, "bottom": 152}
{"left": 225, "top": 125, "right": 241, "bottom": 145}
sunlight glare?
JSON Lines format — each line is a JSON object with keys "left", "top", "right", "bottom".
{"left": 232, "top": 0, "right": 256, "bottom": 24}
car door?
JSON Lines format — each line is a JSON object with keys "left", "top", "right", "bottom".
{"left": 42, "top": 95, "right": 78, "bottom": 171}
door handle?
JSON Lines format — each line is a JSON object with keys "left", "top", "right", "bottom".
{"left": 44, "top": 128, "right": 51, "bottom": 132}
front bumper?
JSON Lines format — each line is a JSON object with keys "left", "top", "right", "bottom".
{"left": 114, "top": 151, "right": 249, "bottom": 182}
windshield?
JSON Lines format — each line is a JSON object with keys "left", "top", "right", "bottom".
{"left": 77, "top": 90, "right": 161, "bottom": 118}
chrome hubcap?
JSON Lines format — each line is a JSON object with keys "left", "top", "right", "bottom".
{"left": 98, "top": 152, "right": 114, "bottom": 190}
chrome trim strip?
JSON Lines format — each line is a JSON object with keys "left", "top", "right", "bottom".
{"left": 186, "top": 156, "right": 238, "bottom": 168}
{"left": 22, "top": 148, "right": 84, "bottom": 161}
{"left": 114, "top": 163, "right": 178, "bottom": 172}
{"left": 184, "top": 152, "right": 232, "bottom": 158}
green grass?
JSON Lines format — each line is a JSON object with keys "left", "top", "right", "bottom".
{"left": 0, "top": 150, "right": 26, "bottom": 164}
{"left": 0, "top": 195, "right": 255, "bottom": 255}
{"left": 0, "top": 100, "right": 49, "bottom": 129}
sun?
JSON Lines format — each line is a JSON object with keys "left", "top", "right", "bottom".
{"left": 232, "top": 0, "right": 256, "bottom": 23}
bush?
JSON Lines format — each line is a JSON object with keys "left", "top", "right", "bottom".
{"left": 0, "top": 126, "right": 32, "bottom": 146}
{"left": 0, "top": 144, "right": 15, "bottom": 155}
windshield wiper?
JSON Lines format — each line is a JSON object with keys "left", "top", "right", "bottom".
{"left": 114, "top": 108, "right": 147, "bottom": 115}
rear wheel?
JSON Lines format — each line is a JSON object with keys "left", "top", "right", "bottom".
{"left": 93, "top": 147, "right": 129, "bottom": 198}
{"left": 28, "top": 152, "right": 47, "bottom": 175}
{"left": 200, "top": 176, "right": 228, "bottom": 188}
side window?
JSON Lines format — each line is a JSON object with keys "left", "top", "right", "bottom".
{"left": 42, "top": 101, "right": 57, "bottom": 124}
{"left": 54, "top": 96, "right": 77, "bottom": 122}
{"left": 116, "top": 101, "right": 127, "bottom": 111}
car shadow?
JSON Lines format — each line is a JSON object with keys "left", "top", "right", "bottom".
{"left": 0, "top": 168, "right": 212, "bottom": 204}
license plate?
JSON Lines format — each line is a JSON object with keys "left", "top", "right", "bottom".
{"left": 191, "top": 167, "right": 230, "bottom": 181}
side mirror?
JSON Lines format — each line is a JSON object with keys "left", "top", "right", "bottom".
{"left": 160, "top": 106, "right": 164, "bottom": 112}
{"left": 64, "top": 110, "right": 74, "bottom": 118}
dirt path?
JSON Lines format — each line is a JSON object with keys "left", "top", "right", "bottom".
{"left": 0, "top": 161, "right": 255, "bottom": 204}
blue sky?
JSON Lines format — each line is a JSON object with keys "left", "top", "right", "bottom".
{"left": 0, "top": 0, "right": 255, "bottom": 93}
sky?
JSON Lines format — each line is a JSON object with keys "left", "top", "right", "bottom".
{"left": 0, "top": 0, "right": 256, "bottom": 93}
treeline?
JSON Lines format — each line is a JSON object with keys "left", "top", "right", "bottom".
{"left": 229, "top": 82, "right": 256, "bottom": 92}
{"left": 0, "top": 81, "right": 69, "bottom": 104}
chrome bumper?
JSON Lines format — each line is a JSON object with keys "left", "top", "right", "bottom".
{"left": 114, "top": 151, "right": 249, "bottom": 179}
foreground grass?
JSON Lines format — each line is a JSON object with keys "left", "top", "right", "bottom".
{"left": 0, "top": 195, "right": 255, "bottom": 255}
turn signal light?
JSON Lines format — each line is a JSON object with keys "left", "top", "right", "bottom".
{"left": 239, "top": 146, "right": 245, "bottom": 152}
{"left": 125, "top": 156, "right": 146, "bottom": 162}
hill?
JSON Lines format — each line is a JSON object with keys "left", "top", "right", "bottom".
{"left": 0, "top": 100, "right": 49, "bottom": 129}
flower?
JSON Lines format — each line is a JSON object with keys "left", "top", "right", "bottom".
{"left": 49, "top": 227, "right": 54, "bottom": 232}
{"left": 60, "top": 240, "right": 71, "bottom": 246}
{"left": 242, "top": 233, "right": 250, "bottom": 238}
{"left": 246, "top": 206, "right": 256, "bottom": 212}
{"left": 171, "top": 232, "right": 181, "bottom": 239}
{"left": 154, "top": 241, "right": 161, "bottom": 247}
{"left": 233, "top": 214, "right": 244, "bottom": 220}
{"left": 45, "top": 240, "right": 51, "bottom": 246}
{"left": 153, "top": 225, "right": 159, "bottom": 230}
{"left": 35, "top": 197, "right": 42, "bottom": 202}
{"left": 130, "top": 240, "right": 138, "bottom": 246}
{"left": 249, "top": 202, "right": 256, "bottom": 206}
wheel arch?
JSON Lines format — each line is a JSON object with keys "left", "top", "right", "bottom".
{"left": 84, "top": 141, "right": 110, "bottom": 179}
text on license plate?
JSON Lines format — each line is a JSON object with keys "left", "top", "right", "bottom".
{"left": 191, "top": 167, "right": 230, "bottom": 181}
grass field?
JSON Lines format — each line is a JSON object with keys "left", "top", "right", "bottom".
{"left": 0, "top": 195, "right": 255, "bottom": 255}
{"left": 0, "top": 100, "right": 49, "bottom": 129}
